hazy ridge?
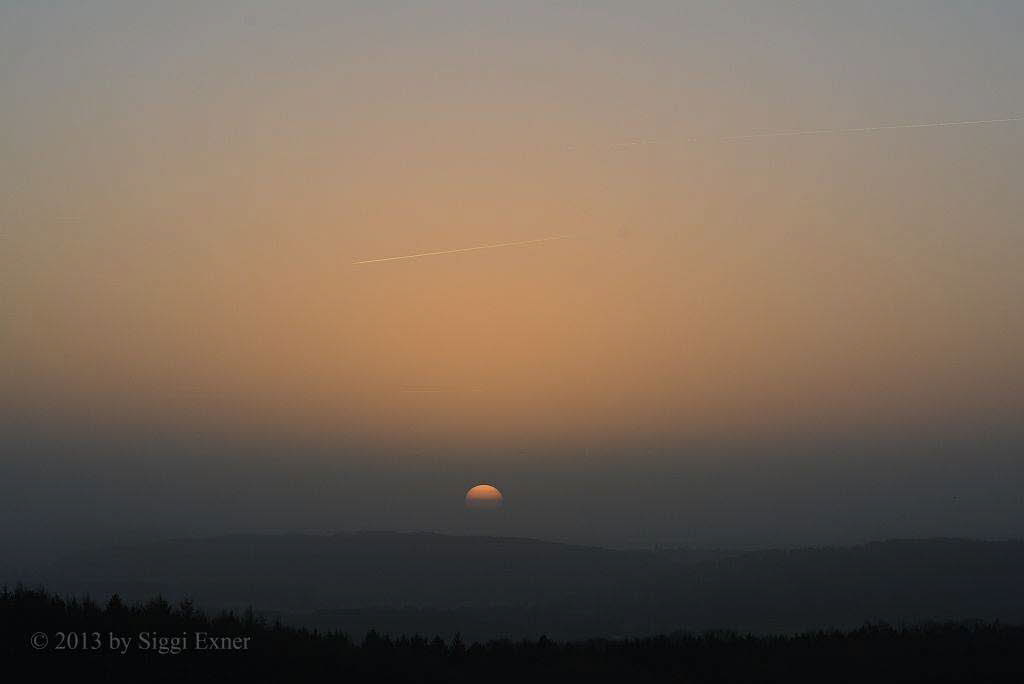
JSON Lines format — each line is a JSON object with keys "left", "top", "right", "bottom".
{"left": 15, "top": 533, "right": 1023, "bottom": 639}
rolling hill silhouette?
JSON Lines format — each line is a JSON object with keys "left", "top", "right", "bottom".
{"left": 26, "top": 533, "right": 1024, "bottom": 639}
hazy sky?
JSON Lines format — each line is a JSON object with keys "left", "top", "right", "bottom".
{"left": 2, "top": 1, "right": 1023, "bottom": 555}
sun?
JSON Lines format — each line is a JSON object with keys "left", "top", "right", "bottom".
{"left": 465, "top": 484, "right": 503, "bottom": 510}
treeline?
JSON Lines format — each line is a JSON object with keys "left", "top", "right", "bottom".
{"left": 4, "top": 586, "right": 1024, "bottom": 682}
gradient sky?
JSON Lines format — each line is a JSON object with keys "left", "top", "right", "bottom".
{"left": 2, "top": 1, "right": 1023, "bottom": 556}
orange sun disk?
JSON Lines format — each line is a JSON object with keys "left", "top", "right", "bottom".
{"left": 465, "top": 484, "right": 503, "bottom": 509}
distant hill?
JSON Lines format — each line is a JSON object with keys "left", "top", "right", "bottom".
{"left": 21, "top": 533, "right": 1024, "bottom": 639}
{"left": 35, "top": 532, "right": 669, "bottom": 611}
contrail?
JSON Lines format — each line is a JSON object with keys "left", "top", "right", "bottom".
{"left": 717, "top": 115, "right": 1024, "bottom": 142}
{"left": 353, "top": 235, "right": 571, "bottom": 265}
{"left": 572, "top": 114, "right": 1024, "bottom": 150}
{"left": 399, "top": 386, "right": 485, "bottom": 393}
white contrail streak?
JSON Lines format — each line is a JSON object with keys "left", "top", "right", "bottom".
{"left": 572, "top": 115, "right": 1024, "bottom": 150}
{"left": 717, "top": 115, "right": 1024, "bottom": 142}
{"left": 353, "top": 235, "right": 571, "bottom": 265}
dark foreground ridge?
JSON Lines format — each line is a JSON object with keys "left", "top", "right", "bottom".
{"left": 4, "top": 587, "right": 1023, "bottom": 682}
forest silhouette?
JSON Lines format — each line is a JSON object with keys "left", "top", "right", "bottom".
{"left": 5, "top": 586, "right": 1024, "bottom": 682}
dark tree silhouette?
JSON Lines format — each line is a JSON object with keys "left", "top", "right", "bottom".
{"left": 4, "top": 585, "right": 1024, "bottom": 682}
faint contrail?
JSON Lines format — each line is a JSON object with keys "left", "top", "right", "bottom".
{"left": 572, "top": 114, "right": 1024, "bottom": 150}
{"left": 399, "top": 386, "right": 485, "bottom": 393}
{"left": 353, "top": 235, "right": 571, "bottom": 265}
{"left": 717, "top": 115, "right": 1024, "bottom": 142}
